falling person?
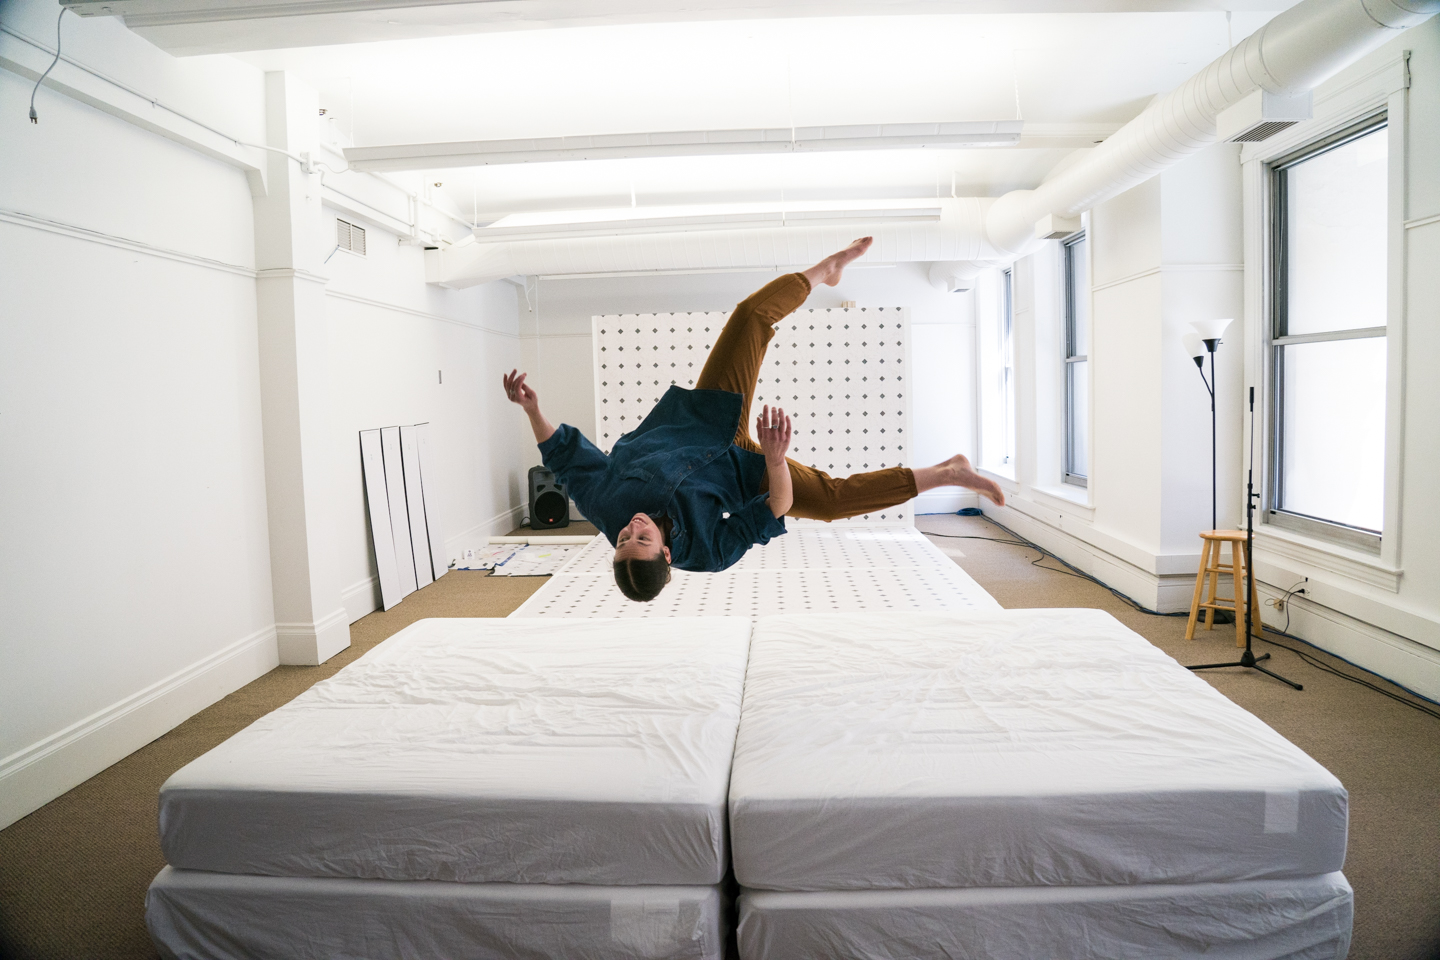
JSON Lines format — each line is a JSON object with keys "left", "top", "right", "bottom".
{"left": 503, "top": 237, "right": 1006, "bottom": 601}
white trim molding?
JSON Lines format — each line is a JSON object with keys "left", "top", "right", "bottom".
{"left": 325, "top": 288, "right": 519, "bottom": 338}
{"left": 341, "top": 575, "right": 380, "bottom": 625}
{"left": 0, "top": 623, "right": 279, "bottom": 830}
{"left": 0, "top": 207, "right": 256, "bottom": 278}
{"left": 276, "top": 606, "right": 350, "bottom": 666}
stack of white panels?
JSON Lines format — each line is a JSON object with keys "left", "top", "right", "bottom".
{"left": 147, "top": 617, "right": 753, "bottom": 960}
{"left": 512, "top": 526, "right": 1000, "bottom": 618}
{"left": 730, "top": 611, "right": 1353, "bottom": 960}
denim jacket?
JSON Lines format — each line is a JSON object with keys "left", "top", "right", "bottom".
{"left": 537, "top": 385, "right": 786, "bottom": 572}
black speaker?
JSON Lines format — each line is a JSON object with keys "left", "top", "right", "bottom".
{"left": 527, "top": 466, "right": 570, "bottom": 529}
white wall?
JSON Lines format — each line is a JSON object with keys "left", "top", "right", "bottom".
{"left": 0, "top": 29, "right": 276, "bottom": 827}
{"left": 323, "top": 216, "right": 522, "bottom": 621}
{"left": 0, "top": 1, "right": 530, "bottom": 827}
{"left": 979, "top": 142, "right": 1245, "bottom": 612}
{"left": 515, "top": 261, "right": 979, "bottom": 515}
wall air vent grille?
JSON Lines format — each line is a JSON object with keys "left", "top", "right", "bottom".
{"left": 1231, "top": 120, "right": 1301, "bottom": 143}
{"left": 336, "top": 218, "right": 367, "bottom": 256}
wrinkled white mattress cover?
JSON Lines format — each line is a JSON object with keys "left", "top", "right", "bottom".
{"left": 159, "top": 617, "right": 752, "bottom": 885}
{"left": 738, "top": 872, "right": 1353, "bottom": 960}
{"left": 147, "top": 867, "right": 725, "bottom": 960}
{"left": 730, "top": 611, "right": 1348, "bottom": 891}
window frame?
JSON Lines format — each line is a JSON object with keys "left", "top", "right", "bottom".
{"left": 1266, "top": 113, "right": 1388, "bottom": 553}
{"left": 1062, "top": 231, "right": 1089, "bottom": 488}
{"left": 1000, "top": 266, "right": 1016, "bottom": 469}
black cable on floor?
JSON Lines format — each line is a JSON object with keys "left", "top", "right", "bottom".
{"left": 922, "top": 514, "right": 1440, "bottom": 720}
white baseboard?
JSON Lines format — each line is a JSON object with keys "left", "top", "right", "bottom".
{"left": 342, "top": 575, "right": 380, "bottom": 625}
{"left": 914, "top": 490, "right": 980, "bottom": 515}
{"left": 0, "top": 623, "right": 280, "bottom": 831}
{"left": 276, "top": 606, "right": 351, "bottom": 666}
{"left": 986, "top": 503, "right": 1196, "bottom": 613}
{"left": 444, "top": 505, "right": 525, "bottom": 566}
{"left": 1254, "top": 582, "right": 1440, "bottom": 702}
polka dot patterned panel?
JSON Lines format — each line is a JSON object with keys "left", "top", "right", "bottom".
{"left": 511, "top": 565, "right": 998, "bottom": 619}
{"left": 591, "top": 308, "right": 913, "bottom": 525}
{"left": 556, "top": 526, "right": 958, "bottom": 576}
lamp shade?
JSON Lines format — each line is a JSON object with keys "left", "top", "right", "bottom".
{"left": 1182, "top": 331, "right": 1205, "bottom": 359}
{"left": 1190, "top": 318, "right": 1234, "bottom": 341}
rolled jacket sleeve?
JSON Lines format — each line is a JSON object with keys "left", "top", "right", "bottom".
{"left": 712, "top": 494, "right": 786, "bottom": 569}
{"left": 538, "top": 425, "right": 609, "bottom": 513}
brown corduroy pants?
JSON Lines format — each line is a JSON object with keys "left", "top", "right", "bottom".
{"left": 695, "top": 273, "right": 918, "bottom": 522}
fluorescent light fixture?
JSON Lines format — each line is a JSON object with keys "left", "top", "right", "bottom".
{"left": 473, "top": 199, "right": 943, "bottom": 243}
{"left": 346, "top": 122, "right": 1023, "bottom": 173}
{"left": 1181, "top": 331, "right": 1205, "bottom": 360}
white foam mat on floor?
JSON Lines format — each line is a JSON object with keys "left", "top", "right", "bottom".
{"left": 513, "top": 526, "right": 998, "bottom": 618}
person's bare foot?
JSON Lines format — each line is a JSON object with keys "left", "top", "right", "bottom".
{"left": 801, "top": 237, "right": 873, "bottom": 288}
{"left": 943, "top": 454, "right": 1006, "bottom": 507}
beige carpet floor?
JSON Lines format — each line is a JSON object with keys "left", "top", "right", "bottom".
{"left": 1, "top": 515, "right": 1436, "bottom": 959}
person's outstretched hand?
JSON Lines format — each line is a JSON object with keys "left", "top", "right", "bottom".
{"left": 503, "top": 369, "right": 539, "bottom": 414}
{"left": 757, "top": 404, "right": 792, "bottom": 463}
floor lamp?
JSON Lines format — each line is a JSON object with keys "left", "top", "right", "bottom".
{"left": 1182, "top": 318, "right": 1232, "bottom": 533}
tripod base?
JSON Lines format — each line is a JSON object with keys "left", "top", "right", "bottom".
{"left": 1189, "top": 649, "right": 1303, "bottom": 690}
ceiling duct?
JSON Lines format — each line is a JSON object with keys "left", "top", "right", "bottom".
{"left": 1216, "top": 89, "right": 1314, "bottom": 142}
{"left": 985, "top": 0, "right": 1438, "bottom": 256}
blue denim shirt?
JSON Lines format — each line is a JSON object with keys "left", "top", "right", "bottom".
{"left": 538, "top": 385, "right": 787, "bottom": 572}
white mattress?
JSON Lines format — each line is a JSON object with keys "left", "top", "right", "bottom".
{"left": 730, "top": 611, "right": 1348, "bottom": 891}
{"left": 147, "top": 867, "right": 726, "bottom": 960}
{"left": 512, "top": 527, "right": 1000, "bottom": 618}
{"left": 738, "top": 873, "right": 1353, "bottom": 960}
{"left": 159, "top": 617, "right": 752, "bottom": 885}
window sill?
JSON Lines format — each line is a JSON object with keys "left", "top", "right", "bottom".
{"left": 1252, "top": 522, "right": 1401, "bottom": 593}
{"left": 1030, "top": 483, "right": 1095, "bottom": 520}
{"left": 979, "top": 467, "right": 1018, "bottom": 489}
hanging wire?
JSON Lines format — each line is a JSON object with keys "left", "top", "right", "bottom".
{"left": 925, "top": 514, "right": 1440, "bottom": 720}
{"left": 28, "top": 7, "right": 66, "bottom": 124}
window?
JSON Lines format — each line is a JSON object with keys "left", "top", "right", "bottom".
{"left": 1063, "top": 232, "right": 1089, "bottom": 486}
{"left": 1269, "top": 116, "right": 1387, "bottom": 549}
{"left": 979, "top": 267, "right": 1016, "bottom": 475}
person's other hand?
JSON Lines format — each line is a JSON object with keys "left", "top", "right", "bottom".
{"left": 503, "top": 369, "right": 539, "bottom": 414}
{"left": 756, "top": 405, "right": 792, "bottom": 463}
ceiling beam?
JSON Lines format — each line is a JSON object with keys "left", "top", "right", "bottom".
{"left": 345, "top": 122, "right": 1025, "bottom": 173}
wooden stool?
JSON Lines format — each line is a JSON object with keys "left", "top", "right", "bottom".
{"left": 1186, "top": 530, "right": 1262, "bottom": 648}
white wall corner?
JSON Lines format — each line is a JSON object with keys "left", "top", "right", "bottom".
{"left": 276, "top": 607, "right": 350, "bottom": 666}
{"left": 0, "top": 624, "right": 279, "bottom": 831}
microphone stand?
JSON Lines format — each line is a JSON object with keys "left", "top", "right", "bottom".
{"left": 1189, "top": 387, "right": 1302, "bottom": 690}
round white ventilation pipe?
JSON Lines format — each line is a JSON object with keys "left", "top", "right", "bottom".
{"left": 985, "top": 0, "right": 1439, "bottom": 254}
{"left": 429, "top": 0, "right": 1437, "bottom": 286}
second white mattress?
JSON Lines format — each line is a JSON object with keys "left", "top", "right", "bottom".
{"left": 729, "top": 611, "right": 1348, "bottom": 891}
{"left": 159, "top": 617, "right": 752, "bottom": 885}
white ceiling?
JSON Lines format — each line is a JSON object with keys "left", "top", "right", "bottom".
{"left": 210, "top": 7, "right": 1287, "bottom": 223}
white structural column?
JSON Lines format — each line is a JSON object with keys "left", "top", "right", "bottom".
{"left": 254, "top": 71, "right": 350, "bottom": 665}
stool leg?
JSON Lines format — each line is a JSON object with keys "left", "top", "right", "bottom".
{"left": 1233, "top": 541, "right": 1247, "bottom": 648}
{"left": 1206, "top": 548, "right": 1221, "bottom": 631}
{"left": 1186, "top": 541, "right": 1209, "bottom": 641}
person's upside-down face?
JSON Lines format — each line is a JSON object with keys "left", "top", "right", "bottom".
{"left": 614, "top": 513, "right": 671, "bottom": 564}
